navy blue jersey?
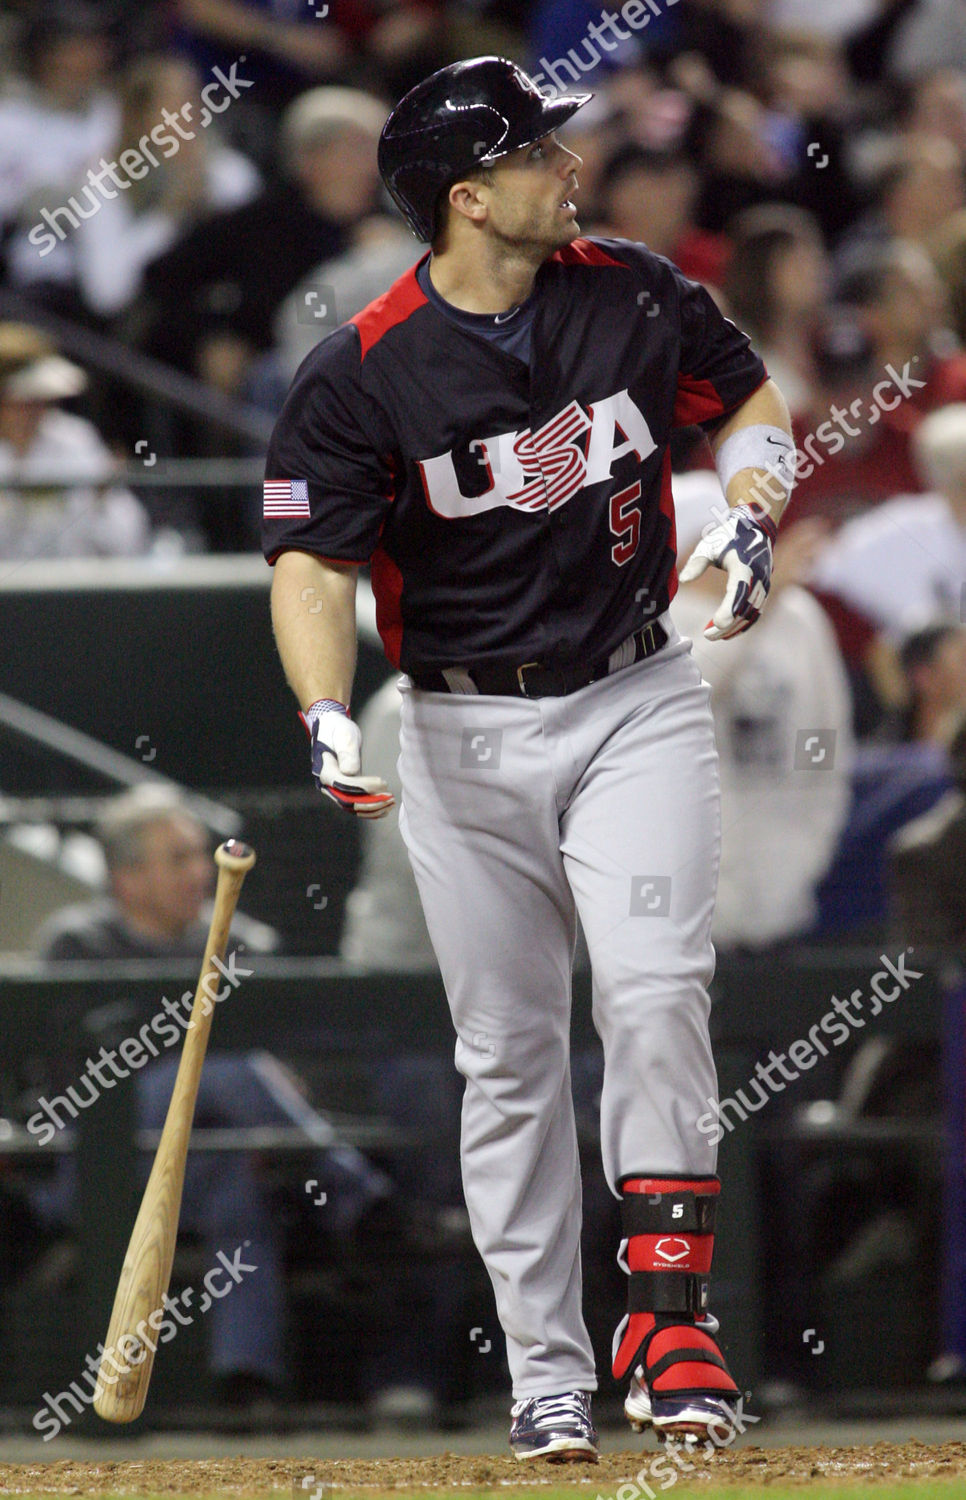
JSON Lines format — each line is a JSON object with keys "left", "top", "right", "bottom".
{"left": 263, "top": 237, "right": 766, "bottom": 674}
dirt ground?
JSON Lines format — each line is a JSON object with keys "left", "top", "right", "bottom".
{"left": 1, "top": 1443, "right": 966, "bottom": 1494}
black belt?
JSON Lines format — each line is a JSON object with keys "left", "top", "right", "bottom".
{"left": 411, "top": 620, "right": 668, "bottom": 699}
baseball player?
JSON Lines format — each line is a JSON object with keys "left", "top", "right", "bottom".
{"left": 264, "top": 57, "right": 794, "bottom": 1461}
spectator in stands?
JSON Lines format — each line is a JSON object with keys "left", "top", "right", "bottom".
{"left": 840, "top": 240, "right": 966, "bottom": 423}
{"left": 722, "top": 204, "right": 828, "bottom": 416}
{"left": 682, "top": 28, "right": 857, "bottom": 247}
{"left": 890, "top": 0, "right": 966, "bottom": 78}
{"left": 0, "top": 322, "right": 149, "bottom": 560}
{"left": 894, "top": 623, "right": 966, "bottom": 747}
{"left": 0, "top": 3, "right": 118, "bottom": 282}
{"left": 176, "top": 0, "right": 449, "bottom": 114}
{"left": 140, "top": 85, "right": 386, "bottom": 401}
{"left": 811, "top": 402, "right": 966, "bottom": 641}
{"left": 875, "top": 624, "right": 966, "bottom": 941}
{"left": 812, "top": 622, "right": 966, "bottom": 940}
{"left": 931, "top": 206, "right": 966, "bottom": 347}
{"left": 8, "top": 55, "right": 261, "bottom": 324}
{"left": 789, "top": 308, "right": 925, "bottom": 526}
{"left": 669, "top": 473, "right": 853, "bottom": 949}
{"left": 904, "top": 68, "right": 966, "bottom": 156}
{"left": 596, "top": 143, "right": 729, "bottom": 288}
{"left": 836, "top": 133, "right": 965, "bottom": 272}
{"left": 757, "top": 27, "right": 862, "bottom": 244}
{"left": 172, "top": 0, "right": 350, "bottom": 114}
{"left": 34, "top": 786, "right": 271, "bottom": 960}
{"left": 690, "top": 84, "right": 793, "bottom": 233}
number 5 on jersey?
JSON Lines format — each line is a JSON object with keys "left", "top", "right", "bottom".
{"left": 610, "top": 480, "right": 642, "bottom": 566}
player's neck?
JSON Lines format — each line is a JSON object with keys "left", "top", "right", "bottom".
{"left": 428, "top": 242, "right": 540, "bottom": 315}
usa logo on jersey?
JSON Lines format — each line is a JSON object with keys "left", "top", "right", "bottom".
{"left": 417, "top": 388, "right": 656, "bottom": 520}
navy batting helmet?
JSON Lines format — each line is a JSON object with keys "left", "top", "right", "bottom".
{"left": 377, "top": 56, "right": 592, "bottom": 242}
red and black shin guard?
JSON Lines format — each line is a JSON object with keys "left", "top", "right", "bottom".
{"left": 612, "top": 1177, "right": 739, "bottom": 1406}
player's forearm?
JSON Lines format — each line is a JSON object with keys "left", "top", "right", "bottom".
{"left": 710, "top": 378, "right": 794, "bottom": 526}
{"left": 270, "top": 550, "right": 358, "bottom": 711}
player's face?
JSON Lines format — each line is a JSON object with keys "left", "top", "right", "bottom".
{"left": 480, "top": 133, "right": 582, "bottom": 253}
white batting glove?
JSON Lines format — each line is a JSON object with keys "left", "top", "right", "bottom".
{"left": 678, "top": 502, "right": 778, "bottom": 640}
{"left": 303, "top": 700, "right": 395, "bottom": 820}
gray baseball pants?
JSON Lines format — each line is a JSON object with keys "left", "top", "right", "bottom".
{"left": 397, "top": 617, "right": 721, "bottom": 1397}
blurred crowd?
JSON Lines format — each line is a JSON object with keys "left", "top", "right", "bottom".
{"left": 2, "top": 0, "right": 966, "bottom": 950}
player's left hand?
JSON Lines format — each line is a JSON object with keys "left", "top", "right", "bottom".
{"left": 305, "top": 701, "right": 395, "bottom": 819}
{"left": 678, "top": 501, "right": 778, "bottom": 640}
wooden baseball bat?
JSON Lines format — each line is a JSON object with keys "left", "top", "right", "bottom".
{"left": 92, "top": 839, "right": 256, "bottom": 1423}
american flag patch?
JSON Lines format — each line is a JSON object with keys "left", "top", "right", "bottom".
{"left": 263, "top": 478, "right": 310, "bottom": 518}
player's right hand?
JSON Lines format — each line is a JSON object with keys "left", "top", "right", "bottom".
{"left": 678, "top": 501, "right": 777, "bottom": 641}
{"left": 303, "top": 700, "right": 395, "bottom": 819}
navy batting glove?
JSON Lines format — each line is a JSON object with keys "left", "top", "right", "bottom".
{"left": 678, "top": 502, "right": 778, "bottom": 640}
{"left": 303, "top": 699, "right": 395, "bottom": 819}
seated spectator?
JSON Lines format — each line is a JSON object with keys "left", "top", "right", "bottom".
{"left": 172, "top": 0, "right": 350, "bottom": 115}
{"left": 0, "top": 323, "right": 149, "bottom": 560}
{"left": 596, "top": 144, "right": 730, "bottom": 288}
{"left": 685, "top": 31, "right": 857, "bottom": 248}
{"left": 931, "top": 206, "right": 966, "bottom": 348}
{"left": 890, "top": 0, "right": 966, "bottom": 79}
{"left": 904, "top": 68, "right": 966, "bottom": 157}
{"left": 839, "top": 240, "right": 966, "bottom": 427}
{"left": 0, "top": 3, "right": 118, "bottom": 282}
{"left": 757, "top": 27, "right": 862, "bottom": 244}
{"left": 9, "top": 55, "right": 261, "bottom": 323}
{"left": 836, "top": 133, "right": 965, "bottom": 273}
{"left": 33, "top": 786, "right": 274, "bottom": 961}
{"left": 669, "top": 473, "right": 853, "bottom": 949}
{"left": 173, "top": 0, "right": 443, "bottom": 121}
{"left": 140, "top": 85, "right": 387, "bottom": 402}
{"left": 811, "top": 402, "right": 966, "bottom": 640}
{"left": 273, "top": 216, "right": 417, "bottom": 390}
{"left": 889, "top": 713, "right": 966, "bottom": 945}
{"left": 32, "top": 785, "right": 396, "bottom": 1409}
{"left": 812, "top": 624, "right": 966, "bottom": 939}
{"left": 893, "top": 623, "right": 966, "bottom": 747}
{"left": 722, "top": 203, "right": 828, "bottom": 416}
{"left": 789, "top": 309, "right": 930, "bottom": 526}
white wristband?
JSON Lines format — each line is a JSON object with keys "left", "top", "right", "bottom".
{"left": 715, "top": 423, "right": 795, "bottom": 502}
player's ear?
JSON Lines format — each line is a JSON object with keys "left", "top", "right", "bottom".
{"left": 447, "top": 177, "right": 490, "bottom": 226}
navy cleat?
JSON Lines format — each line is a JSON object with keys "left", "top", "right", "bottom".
{"left": 624, "top": 1370, "right": 739, "bottom": 1441}
{"left": 509, "top": 1390, "right": 599, "bottom": 1462}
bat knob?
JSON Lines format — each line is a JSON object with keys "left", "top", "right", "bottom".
{"left": 215, "top": 840, "right": 256, "bottom": 871}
